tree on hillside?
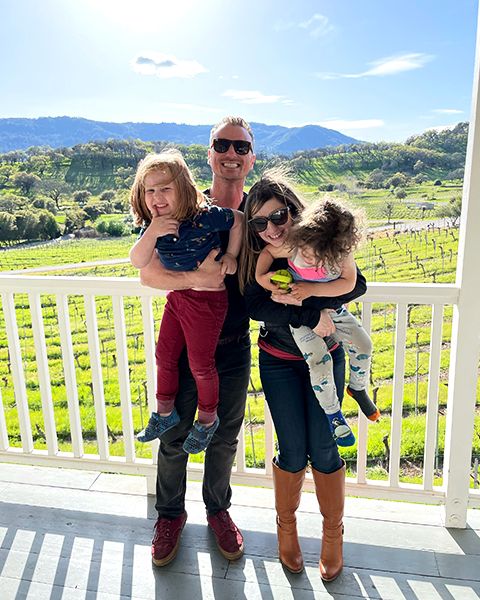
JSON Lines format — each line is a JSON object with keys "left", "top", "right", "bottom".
{"left": 114, "top": 167, "right": 135, "bottom": 189}
{"left": 0, "top": 193, "right": 26, "bottom": 212}
{"left": 64, "top": 208, "right": 87, "bottom": 233}
{"left": 1, "top": 150, "right": 28, "bottom": 165}
{"left": 37, "top": 210, "right": 61, "bottom": 240}
{"left": 386, "top": 172, "right": 409, "bottom": 188}
{"left": 12, "top": 171, "right": 41, "bottom": 195}
{"left": 0, "top": 212, "right": 17, "bottom": 243}
{"left": 342, "top": 176, "right": 361, "bottom": 200}
{"left": 83, "top": 200, "right": 107, "bottom": 221}
{"left": 113, "top": 191, "right": 129, "bottom": 212}
{"left": 406, "top": 122, "right": 468, "bottom": 154}
{"left": 27, "top": 155, "right": 49, "bottom": 176}
{"left": 15, "top": 210, "right": 41, "bottom": 240}
{"left": 365, "top": 168, "right": 388, "bottom": 189}
{"left": 395, "top": 189, "right": 407, "bottom": 200}
{"left": 437, "top": 197, "right": 462, "bottom": 227}
{"left": 99, "top": 190, "right": 115, "bottom": 203}
{"left": 39, "top": 179, "right": 71, "bottom": 210}
{"left": 33, "top": 197, "right": 57, "bottom": 213}
{"left": 72, "top": 190, "right": 92, "bottom": 207}
{"left": 96, "top": 218, "right": 129, "bottom": 237}
{"left": 381, "top": 200, "right": 396, "bottom": 224}
{"left": 446, "top": 167, "right": 464, "bottom": 180}
{"left": 413, "top": 160, "right": 425, "bottom": 174}
{"left": 0, "top": 164, "right": 14, "bottom": 188}
{"left": 413, "top": 173, "right": 427, "bottom": 184}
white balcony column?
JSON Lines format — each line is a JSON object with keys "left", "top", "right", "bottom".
{"left": 443, "top": 6, "right": 480, "bottom": 527}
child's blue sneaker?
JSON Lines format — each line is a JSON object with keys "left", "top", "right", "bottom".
{"left": 137, "top": 408, "right": 180, "bottom": 443}
{"left": 327, "top": 411, "right": 355, "bottom": 447}
{"left": 182, "top": 417, "right": 220, "bottom": 454}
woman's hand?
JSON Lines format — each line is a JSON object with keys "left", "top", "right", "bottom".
{"left": 312, "top": 309, "right": 336, "bottom": 337}
{"left": 271, "top": 292, "right": 302, "bottom": 306}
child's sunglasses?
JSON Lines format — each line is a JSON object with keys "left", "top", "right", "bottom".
{"left": 248, "top": 207, "right": 290, "bottom": 233}
{"left": 211, "top": 138, "right": 252, "bottom": 155}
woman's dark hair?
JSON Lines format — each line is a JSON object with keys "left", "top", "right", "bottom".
{"left": 238, "top": 168, "right": 306, "bottom": 292}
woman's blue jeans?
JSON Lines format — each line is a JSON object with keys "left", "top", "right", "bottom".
{"left": 259, "top": 345, "right": 345, "bottom": 474}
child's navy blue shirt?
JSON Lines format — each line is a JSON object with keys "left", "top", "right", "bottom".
{"left": 154, "top": 205, "right": 234, "bottom": 271}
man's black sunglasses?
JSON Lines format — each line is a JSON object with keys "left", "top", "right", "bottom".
{"left": 211, "top": 138, "right": 252, "bottom": 155}
{"left": 248, "top": 207, "right": 290, "bottom": 233}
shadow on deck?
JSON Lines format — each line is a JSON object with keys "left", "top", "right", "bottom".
{"left": 0, "top": 463, "right": 479, "bottom": 599}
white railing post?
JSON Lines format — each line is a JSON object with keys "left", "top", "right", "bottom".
{"left": 84, "top": 294, "right": 109, "bottom": 461}
{"left": 356, "top": 302, "right": 372, "bottom": 484}
{"left": 141, "top": 296, "right": 158, "bottom": 494}
{"left": 389, "top": 303, "right": 408, "bottom": 486}
{"left": 0, "top": 386, "right": 9, "bottom": 451}
{"left": 29, "top": 292, "right": 58, "bottom": 456}
{"left": 443, "top": 5, "right": 480, "bottom": 527}
{"left": 2, "top": 292, "right": 33, "bottom": 453}
{"left": 112, "top": 296, "right": 135, "bottom": 463}
{"left": 56, "top": 294, "right": 84, "bottom": 457}
{"left": 423, "top": 305, "right": 443, "bottom": 491}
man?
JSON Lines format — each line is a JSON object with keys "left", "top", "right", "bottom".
{"left": 139, "top": 116, "right": 256, "bottom": 566}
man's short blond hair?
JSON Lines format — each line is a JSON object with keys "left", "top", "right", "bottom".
{"left": 209, "top": 116, "right": 254, "bottom": 147}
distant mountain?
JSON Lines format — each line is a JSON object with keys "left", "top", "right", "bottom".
{"left": 0, "top": 116, "right": 360, "bottom": 154}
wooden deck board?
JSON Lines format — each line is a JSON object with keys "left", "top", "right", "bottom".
{"left": 1, "top": 463, "right": 479, "bottom": 600}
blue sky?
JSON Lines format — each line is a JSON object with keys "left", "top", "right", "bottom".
{"left": 0, "top": 0, "right": 478, "bottom": 142}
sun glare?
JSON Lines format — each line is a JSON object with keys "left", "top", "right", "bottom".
{"left": 85, "top": 0, "right": 198, "bottom": 33}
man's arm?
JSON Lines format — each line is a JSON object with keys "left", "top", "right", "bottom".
{"left": 139, "top": 248, "right": 226, "bottom": 290}
{"left": 220, "top": 210, "right": 243, "bottom": 275}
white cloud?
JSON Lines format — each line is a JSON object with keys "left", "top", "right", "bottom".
{"left": 132, "top": 53, "right": 207, "bottom": 78}
{"left": 274, "top": 13, "right": 333, "bottom": 37}
{"left": 317, "top": 119, "right": 385, "bottom": 130}
{"left": 223, "top": 89, "right": 286, "bottom": 104}
{"left": 299, "top": 14, "right": 334, "bottom": 38}
{"left": 432, "top": 108, "right": 463, "bottom": 114}
{"left": 317, "top": 52, "right": 434, "bottom": 80}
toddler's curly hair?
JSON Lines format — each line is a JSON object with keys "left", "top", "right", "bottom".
{"left": 288, "top": 197, "right": 363, "bottom": 270}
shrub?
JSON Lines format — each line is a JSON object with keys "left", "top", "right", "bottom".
{"left": 96, "top": 218, "right": 128, "bottom": 237}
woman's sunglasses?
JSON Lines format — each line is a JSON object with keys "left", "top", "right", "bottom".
{"left": 211, "top": 138, "right": 252, "bottom": 155}
{"left": 248, "top": 207, "right": 290, "bottom": 233}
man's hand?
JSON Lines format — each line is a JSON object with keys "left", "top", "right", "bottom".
{"left": 220, "top": 253, "right": 237, "bottom": 275}
{"left": 312, "top": 309, "right": 336, "bottom": 337}
{"left": 289, "top": 282, "right": 317, "bottom": 302}
{"left": 189, "top": 248, "right": 225, "bottom": 288}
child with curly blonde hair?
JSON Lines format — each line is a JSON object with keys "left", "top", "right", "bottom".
{"left": 255, "top": 196, "right": 379, "bottom": 447}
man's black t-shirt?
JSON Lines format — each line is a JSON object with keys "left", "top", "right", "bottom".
{"left": 204, "top": 190, "right": 249, "bottom": 339}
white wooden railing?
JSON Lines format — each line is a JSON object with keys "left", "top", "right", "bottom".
{"left": 0, "top": 274, "right": 478, "bottom": 526}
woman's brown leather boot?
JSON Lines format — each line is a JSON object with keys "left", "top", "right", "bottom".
{"left": 312, "top": 463, "right": 346, "bottom": 582}
{"left": 272, "top": 460, "right": 306, "bottom": 573}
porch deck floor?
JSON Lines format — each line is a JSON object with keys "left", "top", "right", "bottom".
{"left": 0, "top": 463, "right": 479, "bottom": 600}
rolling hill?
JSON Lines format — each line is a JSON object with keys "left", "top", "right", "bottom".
{"left": 0, "top": 116, "right": 360, "bottom": 154}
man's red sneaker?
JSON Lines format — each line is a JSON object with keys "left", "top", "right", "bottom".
{"left": 207, "top": 510, "right": 244, "bottom": 560}
{"left": 151, "top": 512, "right": 187, "bottom": 567}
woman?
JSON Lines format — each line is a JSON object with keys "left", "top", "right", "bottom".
{"left": 239, "top": 170, "right": 367, "bottom": 581}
